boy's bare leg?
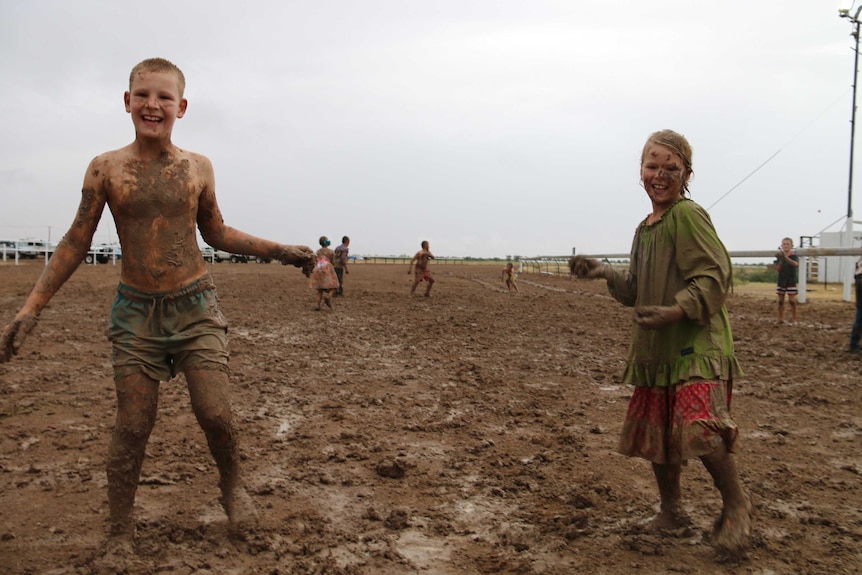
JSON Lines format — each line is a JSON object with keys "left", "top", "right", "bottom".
{"left": 106, "top": 373, "right": 160, "bottom": 545}
{"left": 186, "top": 367, "right": 258, "bottom": 534}
{"left": 425, "top": 277, "right": 434, "bottom": 297}
{"left": 410, "top": 278, "right": 419, "bottom": 295}
{"left": 789, "top": 295, "right": 798, "bottom": 325}
{"left": 700, "top": 442, "right": 751, "bottom": 557}
{"left": 650, "top": 462, "right": 686, "bottom": 529}
{"left": 777, "top": 295, "right": 785, "bottom": 323}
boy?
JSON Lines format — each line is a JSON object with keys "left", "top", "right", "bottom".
{"left": 0, "top": 58, "right": 315, "bottom": 551}
{"left": 502, "top": 262, "right": 519, "bottom": 293}
{"left": 333, "top": 235, "right": 350, "bottom": 296}
{"left": 772, "top": 237, "right": 799, "bottom": 325}
{"left": 408, "top": 240, "right": 436, "bottom": 297}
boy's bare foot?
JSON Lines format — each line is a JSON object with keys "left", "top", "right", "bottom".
{"left": 221, "top": 487, "right": 260, "bottom": 538}
{"left": 93, "top": 532, "right": 140, "bottom": 574}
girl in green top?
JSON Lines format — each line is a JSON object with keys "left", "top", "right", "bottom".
{"left": 570, "top": 130, "right": 750, "bottom": 559}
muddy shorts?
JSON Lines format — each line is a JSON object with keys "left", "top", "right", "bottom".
{"left": 105, "top": 275, "right": 229, "bottom": 382}
{"left": 414, "top": 268, "right": 434, "bottom": 282}
{"left": 776, "top": 284, "right": 798, "bottom": 296}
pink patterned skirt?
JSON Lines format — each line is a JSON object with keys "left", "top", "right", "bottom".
{"left": 618, "top": 379, "right": 739, "bottom": 465}
{"left": 310, "top": 258, "right": 339, "bottom": 291}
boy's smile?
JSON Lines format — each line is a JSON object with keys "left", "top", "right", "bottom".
{"left": 124, "top": 70, "right": 186, "bottom": 141}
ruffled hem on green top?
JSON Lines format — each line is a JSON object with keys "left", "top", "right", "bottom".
{"left": 622, "top": 353, "right": 743, "bottom": 388}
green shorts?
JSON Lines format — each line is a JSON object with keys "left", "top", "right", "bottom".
{"left": 105, "top": 275, "right": 229, "bottom": 382}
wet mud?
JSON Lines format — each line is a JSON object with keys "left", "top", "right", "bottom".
{"left": 0, "top": 262, "right": 860, "bottom": 574}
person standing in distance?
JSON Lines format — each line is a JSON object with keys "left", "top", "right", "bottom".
{"left": 333, "top": 236, "right": 350, "bottom": 297}
{"left": 771, "top": 237, "right": 799, "bottom": 326}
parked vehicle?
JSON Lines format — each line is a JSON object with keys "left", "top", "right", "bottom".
{"left": 200, "top": 246, "right": 250, "bottom": 263}
{"left": 84, "top": 243, "right": 122, "bottom": 264}
{"left": 16, "top": 239, "right": 55, "bottom": 259}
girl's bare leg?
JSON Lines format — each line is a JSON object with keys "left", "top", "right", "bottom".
{"left": 700, "top": 442, "right": 751, "bottom": 557}
{"left": 651, "top": 462, "right": 687, "bottom": 529}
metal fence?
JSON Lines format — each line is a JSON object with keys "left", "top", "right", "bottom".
{"left": 519, "top": 247, "right": 862, "bottom": 303}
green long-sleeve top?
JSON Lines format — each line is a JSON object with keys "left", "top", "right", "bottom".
{"left": 606, "top": 198, "right": 743, "bottom": 387}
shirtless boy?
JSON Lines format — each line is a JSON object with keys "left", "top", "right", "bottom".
{"left": 0, "top": 58, "right": 315, "bottom": 551}
{"left": 408, "top": 240, "right": 436, "bottom": 297}
{"left": 502, "top": 262, "right": 520, "bottom": 293}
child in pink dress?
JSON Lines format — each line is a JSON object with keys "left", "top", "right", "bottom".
{"left": 310, "top": 236, "right": 339, "bottom": 310}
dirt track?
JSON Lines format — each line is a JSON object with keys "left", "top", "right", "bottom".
{"left": 0, "top": 261, "right": 860, "bottom": 575}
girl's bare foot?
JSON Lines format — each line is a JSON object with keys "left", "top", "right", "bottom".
{"left": 712, "top": 496, "right": 752, "bottom": 559}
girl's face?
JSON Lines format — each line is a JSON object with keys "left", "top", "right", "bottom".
{"left": 640, "top": 144, "right": 688, "bottom": 214}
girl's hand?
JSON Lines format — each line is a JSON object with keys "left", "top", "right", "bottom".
{"left": 634, "top": 305, "right": 685, "bottom": 330}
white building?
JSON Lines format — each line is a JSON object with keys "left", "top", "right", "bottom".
{"left": 814, "top": 231, "right": 862, "bottom": 283}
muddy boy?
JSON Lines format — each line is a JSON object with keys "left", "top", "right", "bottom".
{"left": 0, "top": 58, "right": 315, "bottom": 554}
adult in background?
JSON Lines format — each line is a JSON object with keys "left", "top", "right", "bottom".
{"left": 333, "top": 236, "right": 350, "bottom": 297}
{"left": 849, "top": 254, "right": 862, "bottom": 353}
{"left": 771, "top": 237, "right": 799, "bottom": 326}
{"left": 570, "top": 129, "right": 750, "bottom": 559}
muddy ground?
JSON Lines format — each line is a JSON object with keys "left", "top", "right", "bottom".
{"left": 0, "top": 261, "right": 860, "bottom": 575}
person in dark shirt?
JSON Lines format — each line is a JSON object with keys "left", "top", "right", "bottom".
{"left": 849, "top": 256, "right": 862, "bottom": 353}
{"left": 772, "top": 237, "right": 799, "bottom": 326}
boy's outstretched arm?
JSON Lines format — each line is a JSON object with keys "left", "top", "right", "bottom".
{"left": 1, "top": 162, "right": 107, "bottom": 362}
{"left": 196, "top": 159, "right": 316, "bottom": 275}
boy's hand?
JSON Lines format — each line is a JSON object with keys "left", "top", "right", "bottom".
{"left": 277, "top": 245, "right": 317, "bottom": 277}
{"left": 0, "top": 312, "right": 39, "bottom": 362}
{"left": 634, "top": 305, "right": 685, "bottom": 330}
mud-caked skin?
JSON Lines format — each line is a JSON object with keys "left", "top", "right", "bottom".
{"left": 0, "top": 58, "right": 314, "bottom": 553}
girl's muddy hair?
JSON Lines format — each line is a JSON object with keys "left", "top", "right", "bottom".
{"left": 129, "top": 58, "right": 186, "bottom": 97}
{"left": 641, "top": 129, "right": 693, "bottom": 195}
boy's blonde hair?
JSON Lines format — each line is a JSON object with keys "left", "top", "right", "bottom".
{"left": 129, "top": 58, "right": 186, "bottom": 97}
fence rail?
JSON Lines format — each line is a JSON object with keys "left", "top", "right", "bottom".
{"left": 519, "top": 247, "right": 862, "bottom": 303}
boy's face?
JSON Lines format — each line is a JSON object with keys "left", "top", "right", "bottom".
{"left": 781, "top": 239, "right": 793, "bottom": 252}
{"left": 124, "top": 70, "right": 187, "bottom": 140}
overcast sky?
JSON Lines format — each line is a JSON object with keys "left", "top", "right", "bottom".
{"left": 0, "top": 0, "right": 858, "bottom": 258}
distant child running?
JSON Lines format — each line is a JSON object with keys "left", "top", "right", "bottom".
{"left": 311, "top": 236, "right": 339, "bottom": 310}
{"left": 772, "top": 237, "right": 799, "bottom": 326}
{"left": 0, "top": 58, "right": 316, "bottom": 558}
{"left": 409, "top": 240, "right": 435, "bottom": 297}
{"left": 502, "top": 262, "right": 520, "bottom": 293}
